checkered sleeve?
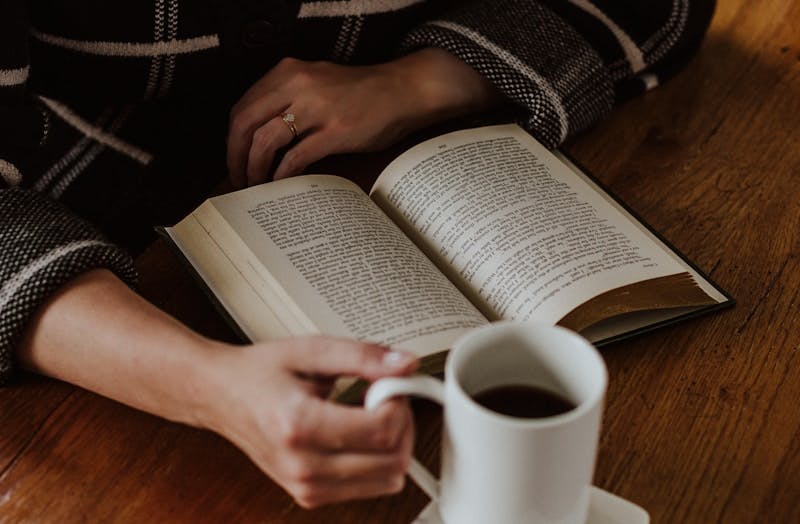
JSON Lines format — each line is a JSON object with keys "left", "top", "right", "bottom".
{"left": 0, "top": 2, "right": 137, "bottom": 384}
{"left": 400, "top": 0, "right": 716, "bottom": 148}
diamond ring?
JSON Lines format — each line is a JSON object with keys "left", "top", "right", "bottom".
{"left": 281, "top": 112, "right": 298, "bottom": 140}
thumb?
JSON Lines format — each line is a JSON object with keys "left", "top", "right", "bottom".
{"left": 284, "top": 336, "right": 418, "bottom": 381}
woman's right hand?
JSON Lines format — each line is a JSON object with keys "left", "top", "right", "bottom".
{"left": 197, "top": 336, "right": 418, "bottom": 508}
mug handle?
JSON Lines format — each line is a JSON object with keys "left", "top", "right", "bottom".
{"left": 364, "top": 376, "right": 445, "bottom": 501}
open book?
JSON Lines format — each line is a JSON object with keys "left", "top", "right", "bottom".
{"left": 163, "top": 124, "right": 732, "bottom": 378}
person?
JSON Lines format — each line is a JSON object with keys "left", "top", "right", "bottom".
{"left": 0, "top": 0, "right": 716, "bottom": 509}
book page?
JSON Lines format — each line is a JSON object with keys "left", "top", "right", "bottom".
{"left": 206, "top": 175, "right": 487, "bottom": 355}
{"left": 165, "top": 214, "right": 296, "bottom": 343}
{"left": 371, "top": 125, "right": 704, "bottom": 325}
{"left": 554, "top": 152, "right": 727, "bottom": 305}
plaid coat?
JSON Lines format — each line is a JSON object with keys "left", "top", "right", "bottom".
{"left": 0, "top": 0, "right": 716, "bottom": 381}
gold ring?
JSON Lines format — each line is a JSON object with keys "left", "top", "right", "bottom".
{"left": 281, "top": 112, "right": 298, "bottom": 140}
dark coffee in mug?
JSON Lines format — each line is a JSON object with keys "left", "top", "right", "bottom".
{"left": 473, "top": 384, "right": 576, "bottom": 419}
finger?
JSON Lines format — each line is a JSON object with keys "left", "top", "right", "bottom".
{"left": 227, "top": 97, "right": 289, "bottom": 188}
{"left": 286, "top": 422, "right": 413, "bottom": 508}
{"left": 302, "top": 438, "right": 411, "bottom": 481}
{"left": 273, "top": 129, "right": 341, "bottom": 180}
{"left": 285, "top": 337, "right": 418, "bottom": 380}
{"left": 286, "top": 396, "right": 412, "bottom": 452}
{"left": 296, "top": 372, "right": 337, "bottom": 398}
{"left": 292, "top": 471, "right": 408, "bottom": 509}
{"left": 245, "top": 116, "right": 297, "bottom": 186}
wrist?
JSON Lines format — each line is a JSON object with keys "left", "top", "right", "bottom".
{"left": 180, "top": 338, "right": 238, "bottom": 432}
{"left": 380, "top": 48, "right": 501, "bottom": 126}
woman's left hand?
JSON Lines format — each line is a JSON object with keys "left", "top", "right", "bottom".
{"left": 227, "top": 49, "right": 500, "bottom": 187}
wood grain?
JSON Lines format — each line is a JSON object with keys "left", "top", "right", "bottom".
{"left": 1, "top": 1, "right": 799, "bottom": 522}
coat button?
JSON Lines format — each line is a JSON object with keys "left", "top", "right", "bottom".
{"left": 241, "top": 19, "right": 274, "bottom": 49}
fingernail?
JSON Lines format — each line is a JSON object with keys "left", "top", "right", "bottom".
{"left": 383, "top": 350, "right": 416, "bottom": 368}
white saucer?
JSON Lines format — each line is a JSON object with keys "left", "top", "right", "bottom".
{"left": 412, "top": 486, "right": 649, "bottom": 524}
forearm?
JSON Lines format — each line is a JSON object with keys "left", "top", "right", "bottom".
{"left": 15, "top": 268, "right": 422, "bottom": 507}
{"left": 375, "top": 47, "right": 503, "bottom": 128}
{"left": 17, "top": 268, "right": 219, "bottom": 428}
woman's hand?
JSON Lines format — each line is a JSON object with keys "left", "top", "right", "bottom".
{"left": 227, "top": 49, "right": 501, "bottom": 187}
{"left": 199, "top": 336, "right": 418, "bottom": 508}
{"left": 19, "top": 270, "right": 418, "bottom": 509}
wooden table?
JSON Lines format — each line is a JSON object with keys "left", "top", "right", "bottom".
{"left": 2, "top": 1, "right": 798, "bottom": 522}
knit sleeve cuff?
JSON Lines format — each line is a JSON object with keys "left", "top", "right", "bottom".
{"left": 399, "top": 1, "right": 615, "bottom": 149}
{"left": 0, "top": 187, "right": 137, "bottom": 384}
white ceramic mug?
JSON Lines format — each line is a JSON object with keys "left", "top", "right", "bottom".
{"left": 365, "top": 322, "right": 607, "bottom": 524}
